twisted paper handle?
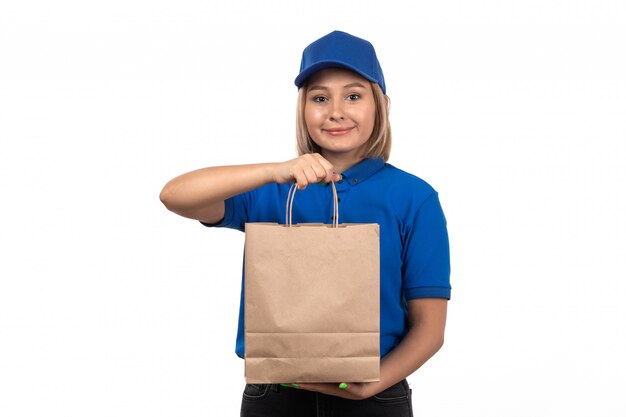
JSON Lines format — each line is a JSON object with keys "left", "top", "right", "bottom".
{"left": 285, "top": 181, "right": 339, "bottom": 227}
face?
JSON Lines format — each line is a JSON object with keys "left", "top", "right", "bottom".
{"left": 304, "top": 68, "right": 376, "bottom": 160}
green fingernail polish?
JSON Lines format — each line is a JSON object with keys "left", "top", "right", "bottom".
{"left": 280, "top": 384, "right": 291, "bottom": 387}
{"left": 339, "top": 383, "right": 347, "bottom": 389}
{"left": 292, "top": 383, "right": 299, "bottom": 387}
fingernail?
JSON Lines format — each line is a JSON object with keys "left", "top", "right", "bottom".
{"left": 292, "top": 383, "right": 299, "bottom": 387}
{"left": 339, "top": 383, "right": 348, "bottom": 389}
{"left": 280, "top": 383, "right": 291, "bottom": 387}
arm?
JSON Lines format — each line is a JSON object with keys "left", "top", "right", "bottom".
{"left": 159, "top": 154, "right": 340, "bottom": 223}
{"left": 375, "top": 298, "right": 448, "bottom": 393}
{"left": 159, "top": 163, "right": 277, "bottom": 222}
{"left": 296, "top": 298, "right": 448, "bottom": 400}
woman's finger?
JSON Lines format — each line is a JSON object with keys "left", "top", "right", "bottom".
{"left": 295, "top": 382, "right": 363, "bottom": 400}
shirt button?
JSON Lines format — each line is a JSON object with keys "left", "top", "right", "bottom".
{"left": 352, "top": 178, "right": 358, "bottom": 184}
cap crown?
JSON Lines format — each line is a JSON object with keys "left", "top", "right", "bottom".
{"left": 295, "top": 31, "right": 386, "bottom": 94}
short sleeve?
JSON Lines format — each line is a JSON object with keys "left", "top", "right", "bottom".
{"left": 199, "top": 190, "right": 256, "bottom": 232}
{"left": 402, "top": 191, "right": 452, "bottom": 300}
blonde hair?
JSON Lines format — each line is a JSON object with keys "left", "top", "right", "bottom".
{"left": 295, "top": 80, "right": 392, "bottom": 162}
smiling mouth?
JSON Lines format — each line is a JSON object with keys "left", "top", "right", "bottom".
{"left": 324, "top": 127, "right": 355, "bottom": 136}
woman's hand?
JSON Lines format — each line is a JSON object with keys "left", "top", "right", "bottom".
{"left": 290, "top": 381, "right": 380, "bottom": 400}
{"left": 272, "top": 153, "right": 340, "bottom": 190}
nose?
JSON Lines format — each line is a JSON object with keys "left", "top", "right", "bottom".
{"left": 329, "top": 100, "right": 345, "bottom": 121}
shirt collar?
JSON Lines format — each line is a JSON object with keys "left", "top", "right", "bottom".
{"left": 339, "top": 157, "right": 385, "bottom": 186}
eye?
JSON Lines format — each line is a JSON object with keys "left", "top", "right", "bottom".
{"left": 347, "top": 94, "right": 361, "bottom": 101}
{"left": 313, "top": 96, "right": 327, "bottom": 103}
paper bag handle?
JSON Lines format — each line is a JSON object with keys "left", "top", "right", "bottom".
{"left": 285, "top": 181, "right": 339, "bottom": 228}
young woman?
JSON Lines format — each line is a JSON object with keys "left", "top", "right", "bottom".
{"left": 160, "top": 30, "right": 451, "bottom": 417}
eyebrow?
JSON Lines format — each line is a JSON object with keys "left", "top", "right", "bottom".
{"left": 308, "top": 82, "right": 367, "bottom": 92}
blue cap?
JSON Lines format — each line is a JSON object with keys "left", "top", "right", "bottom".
{"left": 295, "top": 30, "right": 386, "bottom": 94}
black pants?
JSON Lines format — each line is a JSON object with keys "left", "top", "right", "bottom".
{"left": 240, "top": 378, "right": 413, "bottom": 417}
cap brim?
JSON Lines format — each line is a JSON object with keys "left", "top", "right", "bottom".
{"left": 294, "top": 60, "right": 379, "bottom": 89}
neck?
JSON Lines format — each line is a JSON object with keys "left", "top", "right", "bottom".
{"left": 321, "top": 150, "right": 367, "bottom": 174}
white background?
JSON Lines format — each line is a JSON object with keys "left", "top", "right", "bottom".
{"left": 1, "top": 1, "right": 625, "bottom": 416}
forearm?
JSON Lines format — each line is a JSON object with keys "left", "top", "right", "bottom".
{"left": 376, "top": 319, "right": 445, "bottom": 393}
{"left": 160, "top": 163, "right": 277, "bottom": 214}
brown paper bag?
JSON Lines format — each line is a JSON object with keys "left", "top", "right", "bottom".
{"left": 244, "top": 181, "right": 380, "bottom": 383}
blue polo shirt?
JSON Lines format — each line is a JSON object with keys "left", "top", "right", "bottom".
{"left": 201, "top": 157, "right": 451, "bottom": 359}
